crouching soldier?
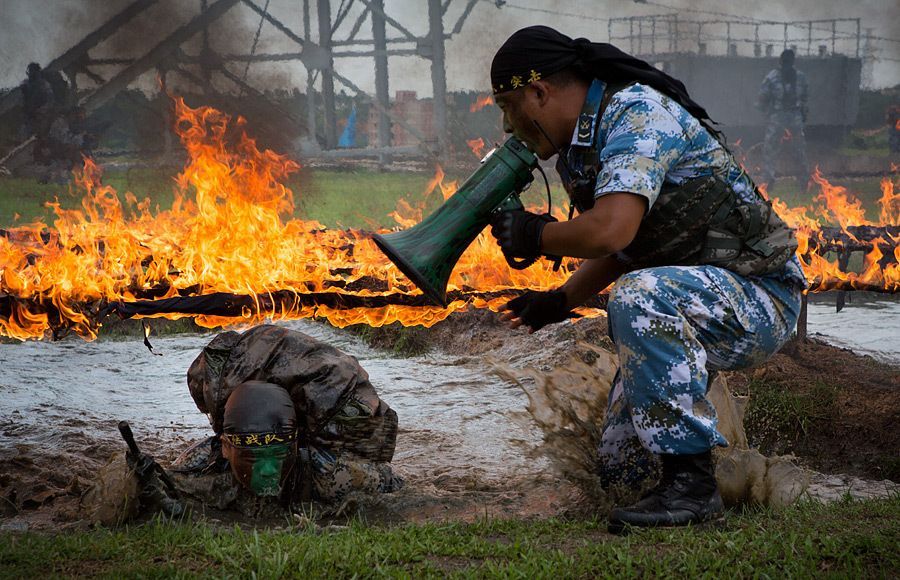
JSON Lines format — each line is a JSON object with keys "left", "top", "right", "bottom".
{"left": 86, "top": 325, "right": 403, "bottom": 523}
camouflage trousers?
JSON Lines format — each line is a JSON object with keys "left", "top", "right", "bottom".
{"left": 761, "top": 111, "right": 809, "bottom": 185}
{"left": 597, "top": 265, "right": 802, "bottom": 488}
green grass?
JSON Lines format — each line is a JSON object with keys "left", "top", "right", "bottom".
{"left": 0, "top": 166, "right": 443, "bottom": 230}
{"left": 743, "top": 379, "right": 840, "bottom": 454}
{"left": 1, "top": 497, "right": 897, "bottom": 577}
{"left": 0, "top": 167, "right": 182, "bottom": 226}
{"left": 2, "top": 164, "right": 890, "bottom": 231}
{"left": 294, "top": 168, "right": 444, "bottom": 230}
{"left": 838, "top": 126, "right": 891, "bottom": 157}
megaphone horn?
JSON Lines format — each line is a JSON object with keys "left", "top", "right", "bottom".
{"left": 372, "top": 137, "right": 539, "bottom": 307}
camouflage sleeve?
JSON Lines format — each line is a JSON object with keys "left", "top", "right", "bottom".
{"left": 309, "top": 447, "right": 403, "bottom": 503}
{"left": 595, "top": 96, "right": 690, "bottom": 210}
{"left": 757, "top": 73, "right": 774, "bottom": 111}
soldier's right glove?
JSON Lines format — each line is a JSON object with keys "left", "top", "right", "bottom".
{"left": 504, "top": 289, "right": 570, "bottom": 332}
{"left": 489, "top": 209, "right": 557, "bottom": 262}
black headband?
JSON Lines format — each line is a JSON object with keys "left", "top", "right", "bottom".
{"left": 490, "top": 25, "right": 716, "bottom": 126}
{"left": 222, "top": 430, "right": 296, "bottom": 448}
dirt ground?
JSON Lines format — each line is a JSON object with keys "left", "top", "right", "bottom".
{"left": 359, "top": 309, "right": 900, "bottom": 482}
{"left": 1, "top": 309, "right": 897, "bottom": 532}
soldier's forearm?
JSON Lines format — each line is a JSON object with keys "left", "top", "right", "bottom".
{"left": 561, "top": 255, "right": 626, "bottom": 308}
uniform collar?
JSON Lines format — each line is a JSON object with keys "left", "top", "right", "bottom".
{"left": 569, "top": 78, "right": 606, "bottom": 148}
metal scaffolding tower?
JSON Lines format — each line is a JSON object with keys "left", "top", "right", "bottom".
{"left": 1, "top": 0, "right": 483, "bottom": 169}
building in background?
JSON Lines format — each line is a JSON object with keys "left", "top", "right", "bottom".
{"left": 366, "top": 90, "right": 435, "bottom": 148}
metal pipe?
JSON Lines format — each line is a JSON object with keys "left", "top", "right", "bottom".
{"left": 428, "top": 0, "right": 448, "bottom": 160}
{"left": 317, "top": 0, "right": 337, "bottom": 148}
{"left": 372, "top": 0, "right": 391, "bottom": 153}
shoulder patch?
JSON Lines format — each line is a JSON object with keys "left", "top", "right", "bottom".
{"left": 596, "top": 166, "right": 612, "bottom": 190}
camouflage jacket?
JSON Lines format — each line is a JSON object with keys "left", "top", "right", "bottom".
{"left": 187, "top": 324, "right": 397, "bottom": 464}
{"left": 757, "top": 68, "right": 808, "bottom": 115}
{"left": 565, "top": 80, "right": 806, "bottom": 285}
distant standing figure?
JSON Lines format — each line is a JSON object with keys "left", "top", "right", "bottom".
{"left": 757, "top": 49, "right": 809, "bottom": 185}
{"left": 888, "top": 105, "right": 900, "bottom": 155}
{"left": 19, "top": 63, "right": 55, "bottom": 139}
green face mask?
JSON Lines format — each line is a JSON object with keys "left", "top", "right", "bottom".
{"left": 222, "top": 438, "right": 296, "bottom": 497}
{"left": 248, "top": 444, "right": 293, "bottom": 496}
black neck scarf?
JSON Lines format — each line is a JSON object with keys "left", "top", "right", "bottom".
{"left": 491, "top": 25, "right": 716, "bottom": 128}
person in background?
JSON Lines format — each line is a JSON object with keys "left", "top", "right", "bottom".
{"left": 757, "top": 49, "right": 810, "bottom": 185}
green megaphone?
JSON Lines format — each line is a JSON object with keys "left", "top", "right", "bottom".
{"left": 372, "top": 136, "right": 539, "bottom": 307}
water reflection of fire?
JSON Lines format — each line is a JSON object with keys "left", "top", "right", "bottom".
{"left": 0, "top": 100, "right": 897, "bottom": 341}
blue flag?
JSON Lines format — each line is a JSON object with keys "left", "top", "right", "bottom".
{"left": 337, "top": 105, "right": 357, "bottom": 148}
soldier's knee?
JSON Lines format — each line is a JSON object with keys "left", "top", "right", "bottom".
{"left": 608, "top": 270, "right": 658, "bottom": 339}
{"left": 609, "top": 271, "right": 646, "bottom": 315}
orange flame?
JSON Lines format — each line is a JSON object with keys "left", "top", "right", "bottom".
{"left": 880, "top": 176, "right": 899, "bottom": 225}
{"left": 810, "top": 167, "right": 870, "bottom": 229}
{"left": 469, "top": 94, "right": 494, "bottom": 112}
{"left": 466, "top": 137, "right": 486, "bottom": 158}
{"left": 1, "top": 97, "right": 897, "bottom": 341}
{"left": 771, "top": 168, "right": 899, "bottom": 293}
{"left": 0, "top": 97, "right": 584, "bottom": 340}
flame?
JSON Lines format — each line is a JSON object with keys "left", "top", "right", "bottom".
{"left": 781, "top": 128, "right": 793, "bottom": 142}
{"left": 810, "top": 167, "right": 871, "bottom": 229}
{"left": 1, "top": 96, "right": 897, "bottom": 341}
{"left": 469, "top": 94, "right": 494, "bottom": 113}
{"left": 0, "top": 97, "right": 582, "bottom": 340}
{"left": 880, "top": 176, "right": 898, "bottom": 225}
{"left": 466, "top": 137, "right": 486, "bottom": 158}
{"left": 771, "top": 168, "right": 899, "bottom": 293}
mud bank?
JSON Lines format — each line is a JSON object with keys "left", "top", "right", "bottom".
{"left": 1, "top": 310, "right": 897, "bottom": 531}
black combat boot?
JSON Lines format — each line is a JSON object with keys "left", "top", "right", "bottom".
{"left": 607, "top": 451, "right": 724, "bottom": 535}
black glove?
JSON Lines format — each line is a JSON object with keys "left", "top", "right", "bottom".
{"left": 505, "top": 289, "right": 570, "bottom": 332}
{"left": 490, "top": 209, "right": 557, "bottom": 262}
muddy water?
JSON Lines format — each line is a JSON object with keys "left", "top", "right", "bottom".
{"left": 806, "top": 294, "right": 900, "bottom": 365}
{"left": 2, "top": 302, "right": 896, "bottom": 528}
{"left": 0, "top": 321, "right": 547, "bottom": 504}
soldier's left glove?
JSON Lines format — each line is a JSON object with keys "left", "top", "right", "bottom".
{"left": 505, "top": 289, "right": 570, "bottom": 332}
{"left": 490, "top": 209, "right": 557, "bottom": 261}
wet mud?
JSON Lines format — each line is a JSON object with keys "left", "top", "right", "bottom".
{"left": 1, "top": 305, "right": 898, "bottom": 532}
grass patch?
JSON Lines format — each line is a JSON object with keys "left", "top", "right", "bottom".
{"left": 293, "top": 168, "right": 441, "bottom": 230}
{"left": 0, "top": 166, "right": 442, "bottom": 230}
{"left": 345, "top": 323, "right": 432, "bottom": 357}
{"left": 743, "top": 379, "right": 840, "bottom": 454}
{"left": 1, "top": 497, "right": 898, "bottom": 577}
{"left": 2, "top": 165, "right": 890, "bottom": 230}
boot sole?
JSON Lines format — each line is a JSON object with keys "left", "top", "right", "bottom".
{"left": 608, "top": 514, "right": 726, "bottom": 535}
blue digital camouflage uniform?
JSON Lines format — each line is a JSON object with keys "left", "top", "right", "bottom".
{"left": 577, "top": 81, "right": 806, "bottom": 488}
{"left": 757, "top": 68, "right": 809, "bottom": 184}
